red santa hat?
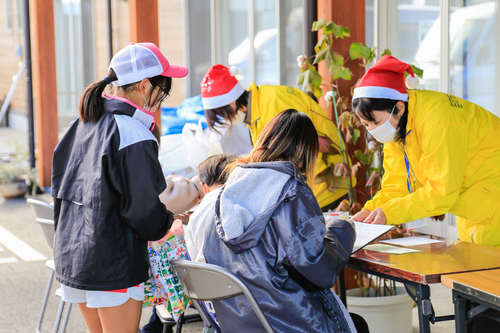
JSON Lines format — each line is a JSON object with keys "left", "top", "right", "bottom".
{"left": 201, "top": 64, "right": 246, "bottom": 110}
{"left": 352, "top": 55, "right": 419, "bottom": 102}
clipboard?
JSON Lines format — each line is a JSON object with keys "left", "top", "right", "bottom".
{"left": 352, "top": 222, "right": 394, "bottom": 253}
{"left": 323, "top": 212, "right": 395, "bottom": 253}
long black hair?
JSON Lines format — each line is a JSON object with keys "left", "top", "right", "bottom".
{"left": 79, "top": 70, "right": 172, "bottom": 123}
{"left": 352, "top": 98, "right": 409, "bottom": 144}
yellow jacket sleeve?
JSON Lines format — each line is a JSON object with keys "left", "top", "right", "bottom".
{"left": 364, "top": 142, "right": 407, "bottom": 211}
{"left": 377, "top": 125, "right": 468, "bottom": 225}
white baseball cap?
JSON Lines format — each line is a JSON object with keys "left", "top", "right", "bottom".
{"left": 109, "top": 42, "right": 188, "bottom": 86}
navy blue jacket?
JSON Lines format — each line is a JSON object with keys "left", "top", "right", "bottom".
{"left": 52, "top": 96, "right": 173, "bottom": 290}
{"left": 203, "top": 161, "right": 356, "bottom": 332}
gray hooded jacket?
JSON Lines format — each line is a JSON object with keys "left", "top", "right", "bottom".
{"left": 203, "top": 161, "right": 356, "bottom": 332}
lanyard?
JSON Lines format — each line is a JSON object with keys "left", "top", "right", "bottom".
{"left": 403, "top": 130, "right": 413, "bottom": 193}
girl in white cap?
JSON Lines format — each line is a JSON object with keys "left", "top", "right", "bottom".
{"left": 51, "top": 42, "right": 188, "bottom": 333}
{"left": 200, "top": 64, "right": 352, "bottom": 210}
{"left": 351, "top": 55, "right": 500, "bottom": 251}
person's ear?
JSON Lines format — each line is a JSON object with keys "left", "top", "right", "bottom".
{"left": 138, "top": 79, "right": 151, "bottom": 95}
{"left": 200, "top": 182, "right": 210, "bottom": 194}
{"left": 396, "top": 101, "right": 406, "bottom": 118}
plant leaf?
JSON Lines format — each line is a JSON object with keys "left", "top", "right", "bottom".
{"left": 381, "top": 49, "right": 392, "bottom": 57}
{"left": 312, "top": 18, "right": 326, "bottom": 31}
{"left": 318, "top": 135, "right": 340, "bottom": 155}
{"left": 349, "top": 42, "right": 372, "bottom": 60}
{"left": 326, "top": 175, "right": 342, "bottom": 193}
{"left": 411, "top": 65, "right": 424, "bottom": 79}
{"left": 315, "top": 165, "right": 332, "bottom": 184}
{"left": 334, "top": 163, "right": 351, "bottom": 179}
{"left": 313, "top": 47, "right": 329, "bottom": 65}
{"left": 352, "top": 128, "right": 360, "bottom": 145}
{"left": 354, "top": 149, "right": 367, "bottom": 164}
{"left": 324, "top": 21, "right": 350, "bottom": 39}
{"left": 314, "top": 35, "right": 328, "bottom": 54}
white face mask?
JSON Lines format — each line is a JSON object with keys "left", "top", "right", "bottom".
{"left": 232, "top": 110, "right": 246, "bottom": 125}
{"left": 141, "top": 82, "right": 161, "bottom": 112}
{"left": 368, "top": 105, "right": 398, "bottom": 144}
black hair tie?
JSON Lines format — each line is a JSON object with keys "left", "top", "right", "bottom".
{"left": 104, "top": 77, "right": 111, "bottom": 85}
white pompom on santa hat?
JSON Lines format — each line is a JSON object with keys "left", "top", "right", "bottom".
{"left": 200, "top": 64, "right": 246, "bottom": 110}
{"left": 352, "top": 55, "right": 419, "bottom": 102}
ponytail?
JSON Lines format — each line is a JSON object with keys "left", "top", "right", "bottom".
{"left": 79, "top": 69, "right": 118, "bottom": 122}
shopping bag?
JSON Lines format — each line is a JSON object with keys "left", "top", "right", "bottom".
{"left": 182, "top": 119, "right": 224, "bottom": 170}
{"left": 143, "top": 223, "right": 191, "bottom": 321}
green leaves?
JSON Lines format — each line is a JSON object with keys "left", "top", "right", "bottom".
{"left": 312, "top": 19, "right": 350, "bottom": 39}
{"left": 411, "top": 65, "right": 424, "bottom": 79}
{"left": 349, "top": 43, "right": 376, "bottom": 67}
{"left": 312, "top": 18, "right": 327, "bottom": 31}
{"left": 324, "top": 22, "right": 350, "bottom": 39}
{"left": 381, "top": 49, "right": 392, "bottom": 57}
{"left": 296, "top": 68, "right": 323, "bottom": 99}
{"left": 352, "top": 128, "right": 361, "bottom": 145}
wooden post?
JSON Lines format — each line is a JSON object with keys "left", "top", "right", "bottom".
{"left": 32, "top": 0, "right": 58, "bottom": 187}
{"left": 129, "top": 0, "right": 162, "bottom": 131}
{"left": 317, "top": 0, "right": 366, "bottom": 119}
{"left": 317, "top": 0, "right": 366, "bottom": 293}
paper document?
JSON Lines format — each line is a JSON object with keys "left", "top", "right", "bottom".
{"left": 352, "top": 222, "right": 395, "bottom": 254}
{"left": 379, "top": 237, "right": 443, "bottom": 247}
{"left": 363, "top": 244, "right": 422, "bottom": 255}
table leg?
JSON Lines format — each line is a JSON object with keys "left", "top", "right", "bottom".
{"left": 453, "top": 291, "right": 468, "bottom": 333}
{"left": 416, "top": 284, "right": 432, "bottom": 333}
{"left": 337, "top": 269, "right": 347, "bottom": 308}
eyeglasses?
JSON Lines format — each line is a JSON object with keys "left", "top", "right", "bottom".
{"left": 149, "top": 81, "right": 170, "bottom": 103}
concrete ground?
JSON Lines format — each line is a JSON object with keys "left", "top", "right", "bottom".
{"left": 0, "top": 127, "right": 455, "bottom": 332}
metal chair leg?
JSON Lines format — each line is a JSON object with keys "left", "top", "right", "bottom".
{"left": 36, "top": 269, "right": 54, "bottom": 333}
{"left": 60, "top": 302, "right": 72, "bottom": 333}
{"left": 52, "top": 298, "right": 65, "bottom": 333}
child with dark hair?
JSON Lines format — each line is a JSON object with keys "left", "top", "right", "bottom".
{"left": 184, "top": 153, "right": 237, "bottom": 263}
{"left": 52, "top": 42, "right": 188, "bottom": 332}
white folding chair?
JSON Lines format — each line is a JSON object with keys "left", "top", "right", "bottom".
{"left": 170, "top": 260, "right": 274, "bottom": 333}
{"left": 27, "top": 199, "right": 71, "bottom": 333}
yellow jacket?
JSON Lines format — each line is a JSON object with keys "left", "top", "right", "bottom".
{"left": 247, "top": 83, "right": 351, "bottom": 208}
{"left": 365, "top": 90, "right": 500, "bottom": 247}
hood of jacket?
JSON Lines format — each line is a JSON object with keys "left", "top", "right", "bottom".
{"left": 214, "top": 161, "right": 307, "bottom": 253}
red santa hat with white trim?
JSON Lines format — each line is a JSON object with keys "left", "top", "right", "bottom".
{"left": 201, "top": 64, "right": 246, "bottom": 110}
{"left": 352, "top": 55, "right": 419, "bottom": 102}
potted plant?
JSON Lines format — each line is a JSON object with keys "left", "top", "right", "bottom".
{"left": 297, "top": 19, "right": 420, "bottom": 333}
{"left": 0, "top": 149, "right": 33, "bottom": 199}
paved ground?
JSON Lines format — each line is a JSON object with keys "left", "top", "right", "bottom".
{"left": 0, "top": 127, "right": 455, "bottom": 332}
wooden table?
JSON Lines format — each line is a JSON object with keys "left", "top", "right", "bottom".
{"left": 442, "top": 269, "right": 500, "bottom": 332}
{"left": 338, "top": 229, "right": 500, "bottom": 333}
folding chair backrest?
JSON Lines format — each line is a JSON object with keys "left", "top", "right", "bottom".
{"left": 36, "top": 218, "right": 55, "bottom": 249}
{"left": 170, "top": 259, "right": 274, "bottom": 333}
{"left": 27, "top": 198, "right": 54, "bottom": 220}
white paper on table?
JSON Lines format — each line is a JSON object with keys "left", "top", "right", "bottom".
{"left": 352, "top": 222, "right": 394, "bottom": 253}
{"left": 379, "top": 237, "right": 443, "bottom": 247}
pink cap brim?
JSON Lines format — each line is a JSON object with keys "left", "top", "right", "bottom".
{"left": 162, "top": 64, "right": 189, "bottom": 78}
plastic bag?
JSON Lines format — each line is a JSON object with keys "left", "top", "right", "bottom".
{"left": 143, "top": 222, "right": 191, "bottom": 321}
{"left": 158, "top": 134, "right": 196, "bottom": 178}
{"left": 182, "top": 119, "right": 223, "bottom": 170}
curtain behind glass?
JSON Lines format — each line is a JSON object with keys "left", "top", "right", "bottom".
{"left": 449, "top": 0, "right": 498, "bottom": 116}
{"left": 282, "top": 0, "right": 303, "bottom": 87}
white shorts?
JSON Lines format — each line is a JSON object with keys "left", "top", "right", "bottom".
{"left": 60, "top": 283, "right": 144, "bottom": 308}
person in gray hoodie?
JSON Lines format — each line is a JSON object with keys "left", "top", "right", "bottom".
{"left": 203, "top": 109, "right": 362, "bottom": 332}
